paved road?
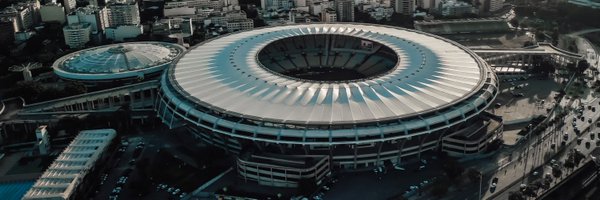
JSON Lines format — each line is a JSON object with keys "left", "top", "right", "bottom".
{"left": 486, "top": 97, "right": 600, "bottom": 200}
{"left": 0, "top": 98, "right": 24, "bottom": 121}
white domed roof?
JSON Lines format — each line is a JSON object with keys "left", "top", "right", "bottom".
{"left": 168, "top": 24, "right": 489, "bottom": 124}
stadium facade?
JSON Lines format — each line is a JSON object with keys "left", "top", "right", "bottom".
{"left": 156, "top": 23, "right": 501, "bottom": 187}
{"left": 52, "top": 42, "right": 185, "bottom": 85}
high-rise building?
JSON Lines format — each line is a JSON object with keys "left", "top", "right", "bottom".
{"left": 393, "top": 0, "right": 414, "bottom": 14}
{"left": 322, "top": 8, "right": 337, "bottom": 22}
{"left": 63, "top": 22, "right": 91, "bottom": 48}
{"left": 100, "top": 1, "right": 140, "bottom": 27}
{"left": 40, "top": 2, "right": 66, "bottom": 24}
{"left": 64, "top": 0, "right": 77, "bottom": 13}
{"left": 489, "top": 0, "right": 503, "bottom": 12}
{"left": 418, "top": 0, "right": 441, "bottom": 9}
{"left": 475, "top": 0, "right": 503, "bottom": 14}
{"left": 0, "top": 19, "right": 16, "bottom": 44}
{"left": 100, "top": 0, "right": 142, "bottom": 41}
{"left": 0, "top": 5, "right": 35, "bottom": 32}
{"left": 261, "top": 0, "right": 294, "bottom": 10}
{"left": 335, "top": 0, "right": 354, "bottom": 22}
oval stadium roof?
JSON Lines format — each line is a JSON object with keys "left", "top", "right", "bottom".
{"left": 167, "top": 23, "right": 490, "bottom": 124}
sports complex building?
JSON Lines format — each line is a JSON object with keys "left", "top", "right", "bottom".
{"left": 52, "top": 42, "right": 186, "bottom": 85}
{"left": 155, "top": 23, "right": 501, "bottom": 187}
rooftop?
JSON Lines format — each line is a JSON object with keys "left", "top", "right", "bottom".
{"left": 53, "top": 42, "right": 186, "bottom": 81}
{"left": 168, "top": 23, "right": 489, "bottom": 124}
{"left": 22, "top": 129, "right": 116, "bottom": 200}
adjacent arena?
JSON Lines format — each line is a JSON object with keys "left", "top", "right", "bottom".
{"left": 156, "top": 23, "right": 501, "bottom": 187}
{"left": 53, "top": 42, "right": 186, "bottom": 83}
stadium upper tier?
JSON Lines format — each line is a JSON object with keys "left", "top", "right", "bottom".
{"left": 168, "top": 23, "right": 495, "bottom": 123}
{"left": 53, "top": 42, "right": 186, "bottom": 82}
{"left": 160, "top": 23, "right": 498, "bottom": 144}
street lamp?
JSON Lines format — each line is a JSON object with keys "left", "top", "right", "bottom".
{"left": 478, "top": 171, "right": 483, "bottom": 200}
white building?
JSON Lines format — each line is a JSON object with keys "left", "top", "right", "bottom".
{"left": 35, "top": 126, "right": 50, "bottom": 155}
{"left": 67, "top": 6, "right": 103, "bottom": 34}
{"left": 321, "top": 8, "right": 337, "bottom": 22}
{"left": 393, "top": 0, "right": 414, "bottom": 14}
{"left": 261, "top": 0, "right": 295, "bottom": 10}
{"left": 164, "top": 6, "right": 196, "bottom": 17}
{"left": 476, "top": 0, "right": 503, "bottom": 14}
{"left": 419, "top": 0, "right": 441, "bottom": 10}
{"left": 489, "top": 0, "right": 504, "bottom": 12}
{"left": 64, "top": 0, "right": 76, "bottom": 13}
{"left": 208, "top": 10, "right": 248, "bottom": 26}
{"left": 101, "top": 1, "right": 140, "bottom": 27}
{"left": 63, "top": 22, "right": 91, "bottom": 48}
{"left": 295, "top": 0, "right": 308, "bottom": 6}
{"left": 164, "top": 0, "right": 225, "bottom": 10}
{"left": 105, "top": 24, "right": 143, "bottom": 41}
{"left": 367, "top": 6, "right": 394, "bottom": 20}
{"left": 335, "top": 0, "right": 355, "bottom": 22}
{"left": 40, "top": 2, "right": 66, "bottom": 24}
{"left": 101, "top": 1, "right": 142, "bottom": 41}
{"left": 440, "top": 0, "right": 473, "bottom": 16}
{"left": 0, "top": 4, "right": 35, "bottom": 32}
{"left": 225, "top": 19, "right": 253, "bottom": 31}
{"left": 23, "top": 129, "right": 116, "bottom": 200}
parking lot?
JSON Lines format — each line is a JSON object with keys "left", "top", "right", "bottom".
{"left": 90, "top": 127, "right": 230, "bottom": 200}
{"left": 491, "top": 76, "right": 563, "bottom": 145}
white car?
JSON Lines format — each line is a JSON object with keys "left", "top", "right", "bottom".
{"left": 393, "top": 165, "right": 405, "bottom": 171}
{"left": 179, "top": 193, "right": 187, "bottom": 198}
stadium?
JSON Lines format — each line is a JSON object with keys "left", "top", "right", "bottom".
{"left": 52, "top": 42, "right": 186, "bottom": 85}
{"left": 156, "top": 23, "right": 501, "bottom": 187}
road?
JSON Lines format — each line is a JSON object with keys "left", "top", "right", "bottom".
{"left": 486, "top": 97, "right": 600, "bottom": 200}
{"left": 0, "top": 98, "right": 24, "bottom": 121}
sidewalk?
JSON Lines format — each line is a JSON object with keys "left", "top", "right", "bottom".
{"left": 484, "top": 97, "right": 600, "bottom": 200}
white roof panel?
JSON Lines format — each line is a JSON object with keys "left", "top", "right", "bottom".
{"left": 168, "top": 24, "right": 487, "bottom": 124}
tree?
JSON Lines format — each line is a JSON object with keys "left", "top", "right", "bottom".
{"left": 466, "top": 168, "right": 481, "bottom": 183}
{"left": 508, "top": 191, "right": 526, "bottom": 200}
{"left": 564, "top": 158, "right": 575, "bottom": 169}
{"left": 510, "top": 18, "right": 520, "bottom": 28}
{"left": 523, "top": 41, "right": 535, "bottom": 47}
{"left": 442, "top": 157, "right": 464, "bottom": 180}
{"left": 12, "top": 81, "right": 44, "bottom": 103}
{"left": 577, "top": 60, "right": 590, "bottom": 74}
{"left": 431, "top": 180, "right": 449, "bottom": 197}
{"left": 56, "top": 116, "right": 83, "bottom": 136}
{"left": 63, "top": 82, "right": 87, "bottom": 96}
{"left": 552, "top": 166, "right": 562, "bottom": 178}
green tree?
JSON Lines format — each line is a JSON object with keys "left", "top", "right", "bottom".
{"left": 466, "top": 168, "right": 481, "bottom": 183}
{"left": 442, "top": 157, "right": 464, "bottom": 180}
{"left": 63, "top": 82, "right": 87, "bottom": 96}
{"left": 431, "top": 179, "right": 449, "bottom": 197}
{"left": 509, "top": 191, "right": 526, "bottom": 200}
{"left": 12, "top": 81, "right": 44, "bottom": 103}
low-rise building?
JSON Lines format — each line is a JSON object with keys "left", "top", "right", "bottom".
{"left": 63, "top": 22, "right": 91, "bottom": 49}
{"left": 225, "top": 18, "right": 253, "bottom": 31}
{"left": 237, "top": 153, "right": 331, "bottom": 188}
{"left": 23, "top": 129, "right": 116, "bottom": 200}
{"left": 67, "top": 6, "right": 103, "bottom": 34}
{"left": 40, "top": 2, "right": 66, "bottom": 24}
{"left": 105, "top": 24, "right": 143, "bottom": 42}
{"left": 321, "top": 8, "right": 337, "bottom": 22}
{"left": 439, "top": 0, "right": 473, "bottom": 17}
